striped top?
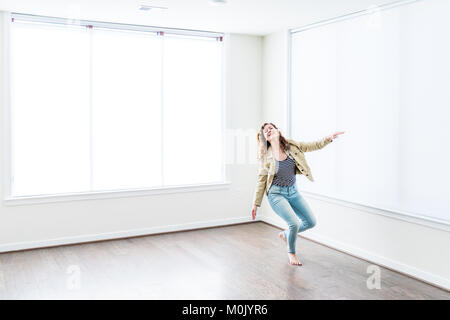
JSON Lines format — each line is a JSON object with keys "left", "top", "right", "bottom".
{"left": 272, "top": 156, "right": 296, "bottom": 187}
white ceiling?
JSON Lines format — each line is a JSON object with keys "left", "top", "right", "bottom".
{"left": 0, "top": 0, "right": 395, "bottom": 35}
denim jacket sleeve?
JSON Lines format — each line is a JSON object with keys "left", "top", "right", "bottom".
{"left": 295, "top": 136, "right": 333, "bottom": 153}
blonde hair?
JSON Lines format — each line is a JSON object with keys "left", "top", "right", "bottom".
{"left": 256, "top": 122, "right": 290, "bottom": 161}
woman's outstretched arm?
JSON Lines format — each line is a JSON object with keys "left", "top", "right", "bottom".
{"left": 294, "top": 131, "right": 345, "bottom": 152}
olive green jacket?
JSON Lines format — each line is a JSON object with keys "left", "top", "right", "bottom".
{"left": 252, "top": 136, "right": 333, "bottom": 207}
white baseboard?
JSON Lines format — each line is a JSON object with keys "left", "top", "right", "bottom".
{"left": 0, "top": 216, "right": 259, "bottom": 254}
{"left": 260, "top": 215, "right": 450, "bottom": 292}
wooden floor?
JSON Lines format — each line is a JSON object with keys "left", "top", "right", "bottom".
{"left": 0, "top": 222, "right": 448, "bottom": 299}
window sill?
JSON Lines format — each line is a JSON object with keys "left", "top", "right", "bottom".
{"left": 3, "top": 181, "right": 232, "bottom": 206}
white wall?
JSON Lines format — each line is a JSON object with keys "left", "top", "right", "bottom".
{"left": 261, "top": 31, "right": 288, "bottom": 130}
{"left": 0, "top": 11, "right": 263, "bottom": 252}
{"left": 261, "top": 29, "right": 450, "bottom": 291}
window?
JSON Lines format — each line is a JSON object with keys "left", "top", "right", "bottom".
{"left": 289, "top": 0, "right": 450, "bottom": 224}
{"left": 8, "top": 14, "right": 225, "bottom": 199}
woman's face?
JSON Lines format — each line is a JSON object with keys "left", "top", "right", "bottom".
{"left": 263, "top": 124, "right": 279, "bottom": 142}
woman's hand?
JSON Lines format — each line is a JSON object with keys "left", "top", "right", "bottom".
{"left": 251, "top": 205, "right": 258, "bottom": 220}
{"left": 327, "top": 131, "right": 345, "bottom": 142}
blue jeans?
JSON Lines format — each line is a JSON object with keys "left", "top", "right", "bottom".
{"left": 267, "top": 184, "right": 317, "bottom": 254}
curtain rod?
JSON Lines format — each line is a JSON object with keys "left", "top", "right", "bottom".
{"left": 11, "top": 12, "right": 224, "bottom": 39}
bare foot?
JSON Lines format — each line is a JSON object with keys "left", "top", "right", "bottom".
{"left": 279, "top": 231, "right": 287, "bottom": 245}
{"left": 288, "top": 253, "right": 303, "bottom": 266}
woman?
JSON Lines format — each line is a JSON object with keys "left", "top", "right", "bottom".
{"left": 251, "top": 122, "right": 344, "bottom": 266}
